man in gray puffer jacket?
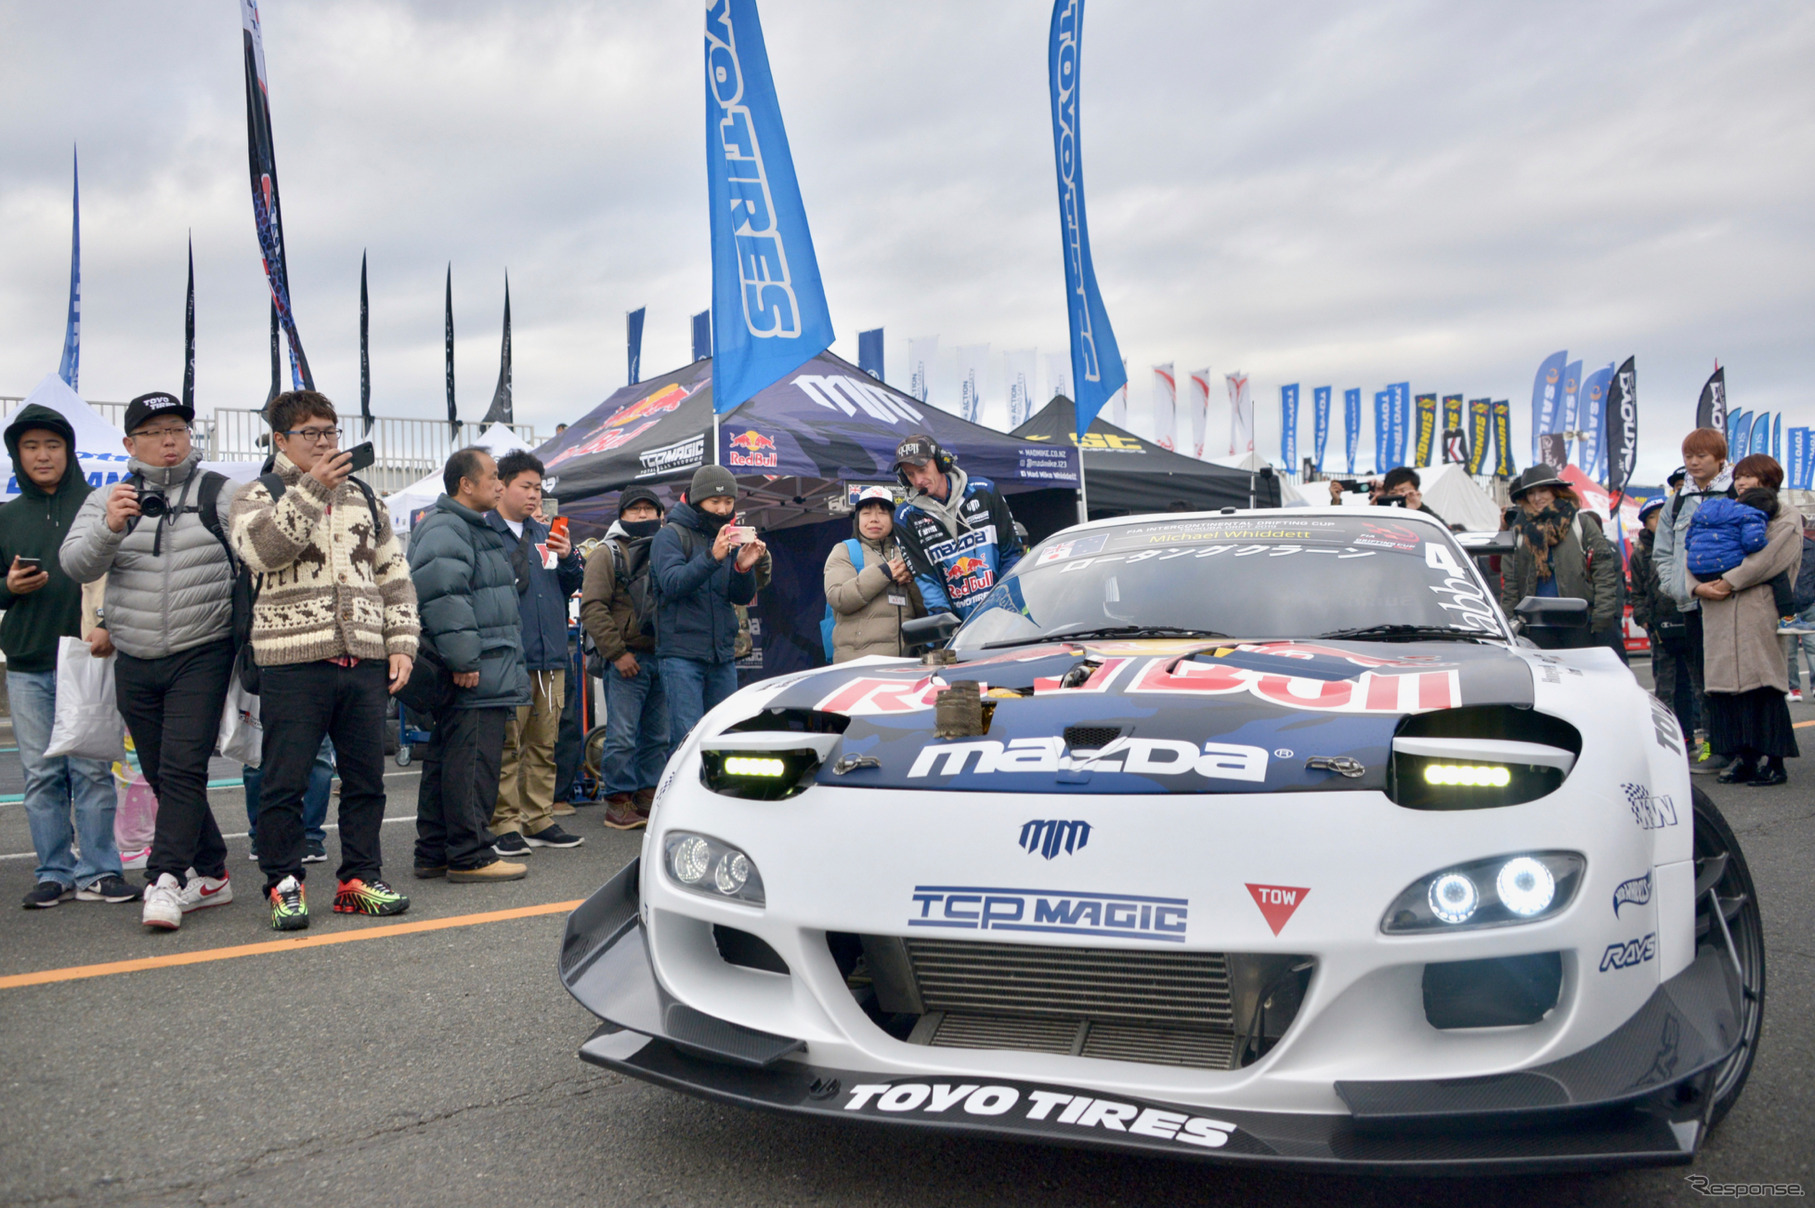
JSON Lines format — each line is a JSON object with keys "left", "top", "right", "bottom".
{"left": 60, "top": 392, "right": 238, "bottom": 929}
{"left": 407, "top": 447, "right": 531, "bottom": 883}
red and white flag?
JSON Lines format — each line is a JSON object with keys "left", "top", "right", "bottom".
{"left": 1188, "top": 368, "right": 1211, "bottom": 458}
{"left": 1227, "top": 371, "right": 1253, "bottom": 454}
{"left": 1152, "top": 363, "right": 1177, "bottom": 451}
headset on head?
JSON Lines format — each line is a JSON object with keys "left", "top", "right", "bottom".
{"left": 895, "top": 437, "right": 955, "bottom": 489}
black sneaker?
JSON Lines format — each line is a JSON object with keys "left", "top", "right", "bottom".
{"left": 492, "top": 832, "right": 532, "bottom": 858}
{"left": 76, "top": 874, "right": 142, "bottom": 903}
{"left": 302, "top": 840, "right": 328, "bottom": 864}
{"left": 22, "top": 881, "right": 74, "bottom": 909}
{"left": 524, "top": 824, "right": 584, "bottom": 849}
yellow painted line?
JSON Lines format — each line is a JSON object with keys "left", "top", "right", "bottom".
{"left": 0, "top": 898, "right": 584, "bottom": 990}
{"left": 1796, "top": 720, "right": 1815, "bottom": 729}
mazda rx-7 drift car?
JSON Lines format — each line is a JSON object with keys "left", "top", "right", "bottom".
{"left": 560, "top": 507, "right": 1763, "bottom": 1173}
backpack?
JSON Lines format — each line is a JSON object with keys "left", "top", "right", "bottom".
{"left": 225, "top": 471, "right": 384, "bottom": 694}
{"left": 820, "top": 538, "right": 866, "bottom": 663}
{"left": 609, "top": 532, "right": 659, "bottom": 641}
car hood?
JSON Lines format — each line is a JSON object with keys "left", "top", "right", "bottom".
{"left": 758, "top": 639, "right": 1536, "bottom": 795}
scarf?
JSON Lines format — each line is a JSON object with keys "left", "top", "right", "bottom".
{"left": 1517, "top": 497, "right": 1578, "bottom": 580}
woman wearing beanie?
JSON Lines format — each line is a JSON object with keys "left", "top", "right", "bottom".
{"left": 650, "top": 465, "right": 765, "bottom": 756}
{"left": 1691, "top": 454, "right": 1802, "bottom": 786}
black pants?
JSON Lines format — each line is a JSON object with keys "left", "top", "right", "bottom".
{"left": 414, "top": 706, "right": 509, "bottom": 871}
{"left": 1686, "top": 608, "right": 1711, "bottom": 740}
{"left": 1650, "top": 632, "right": 1703, "bottom": 738}
{"left": 114, "top": 639, "right": 234, "bottom": 887}
{"left": 257, "top": 659, "right": 390, "bottom": 891}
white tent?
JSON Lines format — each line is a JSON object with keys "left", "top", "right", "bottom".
{"left": 3, "top": 372, "right": 260, "bottom": 501}
{"left": 1416, "top": 462, "right": 1503, "bottom": 531}
{"left": 1207, "top": 450, "right": 1311, "bottom": 507}
{"left": 384, "top": 422, "right": 533, "bottom": 536}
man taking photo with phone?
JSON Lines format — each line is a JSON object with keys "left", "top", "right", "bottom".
{"left": 229, "top": 391, "right": 419, "bottom": 930}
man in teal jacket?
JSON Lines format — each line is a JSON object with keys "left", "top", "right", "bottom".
{"left": 1, "top": 405, "right": 137, "bottom": 908}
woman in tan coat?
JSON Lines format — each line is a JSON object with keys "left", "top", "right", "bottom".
{"left": 824, "top": 487, "right": 921, "bottom": 663}
{"left": 1691, "top": 455, "right": 1801, "bottom": 786}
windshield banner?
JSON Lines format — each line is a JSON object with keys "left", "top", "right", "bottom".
{"left": 705, "top": 0, "right": 835, "bottom": 415}
{"left": 1049, "top": 0, "right": 1128, "bottom": 437}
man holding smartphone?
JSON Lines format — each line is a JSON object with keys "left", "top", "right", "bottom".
{"left": 228, "top": 391, "right": 419, "bottom": 931}
{"left": 651, "top": 465, "right": 764, "bottom": 756}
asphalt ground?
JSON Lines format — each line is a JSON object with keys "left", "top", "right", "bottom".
{"left": 0, "top": 661, "right": 1810, "bottom": 1207}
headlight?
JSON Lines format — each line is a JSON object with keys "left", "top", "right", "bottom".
{"left": 663, "top": 831, "right": 765, "bottom": 906}
{"left": 1382, "top": 852, "right": 1583, "bottom": 933}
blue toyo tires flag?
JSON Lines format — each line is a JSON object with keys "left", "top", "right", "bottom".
{"left": 1049, "top": 0, "right": 1127, "bottom": 438}
{"left": 705, "top": 0, "right": 834, "bottom": 416}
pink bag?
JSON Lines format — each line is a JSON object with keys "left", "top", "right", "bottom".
{"left": 113, "top": 767, "right": 158, "bottom": 857}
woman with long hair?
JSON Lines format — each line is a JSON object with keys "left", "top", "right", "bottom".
{"left": 1691, "top": 453, "right": 1802, "bottom": 785}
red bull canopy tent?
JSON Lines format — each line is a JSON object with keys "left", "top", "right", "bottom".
{"left": 535, "top": 351, "right": 1080, "bottom": 534}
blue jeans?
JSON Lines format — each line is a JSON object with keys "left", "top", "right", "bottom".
{"left": 242, "top": 736, "right": 333, "bottom": 847}
{"left": 660, "top": 657, "right": 739, "bottom": 760}
{"left": 1787, "top": 604, "right": 1815, "bottom": 690}
{"left": 8, "top": 669, "right": 119, "bottom": 889}
{"left": 602, "top": 657, "right": 669, "bottom": 797}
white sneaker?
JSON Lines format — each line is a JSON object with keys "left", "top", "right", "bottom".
{"left": 142, "top": 873, "right": 182, "bottom": 931}
{"left": 178, "top": 869, "right": 232, "bottom": 913}
{"left": 1789, "top": 690, "right": 1804, "bottom": 703}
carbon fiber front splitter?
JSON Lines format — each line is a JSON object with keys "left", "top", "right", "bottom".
{"left": 562, "top": 862, "right": 1730, "bottom": 1174}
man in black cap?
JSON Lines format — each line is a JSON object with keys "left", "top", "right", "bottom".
{"left": 580, "top": 485, "right": 668, "bottom": 829}
{"left": 61, "top": 392, "right": 239, "bottom": 930}
{"left": 892, "top": 433, "right": 1023, "bottom": 621}
{"left": 650, "top": 466, "right": 765, "bottom": 757}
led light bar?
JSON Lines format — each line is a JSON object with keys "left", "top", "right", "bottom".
{"left": 723, "top": 755, "right": 787, "bottom": 777}
{"left": 1422, "top": 764, "right": 1512, "bottom": 787}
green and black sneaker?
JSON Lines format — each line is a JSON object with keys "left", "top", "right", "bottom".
{"left": 268, "top": 875, "right": 309, "bottom": 931}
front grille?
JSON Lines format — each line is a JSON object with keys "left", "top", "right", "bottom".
{"left": 902, "top": 939, "right": 1239, "bottom": 1069}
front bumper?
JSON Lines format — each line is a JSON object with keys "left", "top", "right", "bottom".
{"left": 559, "top": 860, "right": 1743, "bottom": 1174}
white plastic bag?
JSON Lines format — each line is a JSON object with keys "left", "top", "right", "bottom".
{"left": 217, "top": 678, "right": 263, "bottom": 768}
{"left": 43, "top": 636, "right": 126, "bottom": 762}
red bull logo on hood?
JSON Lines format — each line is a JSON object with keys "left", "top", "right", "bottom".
{"left": 726, "top": 428, "right": 780, "bottom": 468}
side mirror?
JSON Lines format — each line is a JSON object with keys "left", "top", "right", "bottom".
{"left": 901, "top": 612, "right": 961, "bottom": 651}
{"left": 1514, "top": 597, "right": 1590, "bottom": 630}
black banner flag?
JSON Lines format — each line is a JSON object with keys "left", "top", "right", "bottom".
{"left": 240, "top": 0, "right": 312, "bottom": 391}
{"left": 359, "top": 252, "right": 372, "bottom": 435}
{"left": 182, "top": 235, "right": 195, "bottom": 411}
{"left": 483, "top": 275, "right": 512, "bottom": 425}
{"left": 1695, "top": 365, "right": 1726, "bottom": 433}
{"left": 445, "top": 264, "right": 458, "bottom": 437}
{"left": 1605, "top": 356, "right": 1639, "bottom": 501}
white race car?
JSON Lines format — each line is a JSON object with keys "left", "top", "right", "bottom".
{"left": 560, "top": 507, "right": 1763, "bottom": 1173}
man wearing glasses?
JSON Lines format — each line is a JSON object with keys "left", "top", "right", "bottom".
{"left": 228, "top": 391, "right": 419, "bottom": 930}
{"left": 61, "top": 392, "right": 239, "bottom": 931}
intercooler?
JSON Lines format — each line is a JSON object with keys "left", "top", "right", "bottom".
{"left": 856, "top": 937, "right": 1288, "bottom": 1071}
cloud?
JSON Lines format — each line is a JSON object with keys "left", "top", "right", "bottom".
{"left": 1, "top": 0, "right": 1810, "bottom": 483}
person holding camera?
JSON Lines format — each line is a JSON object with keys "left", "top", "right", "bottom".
{"left": 61, "top": 392, "right": 238, "bottom": 930}
{"left": 824, "top": 485, "right": 922, "bottom": 661}
{"left": 651, "top": 465, "right": 764, "bottom": 757}
{"left": 891, "top": 435, "right": 1022, "bottom": 622}
{"left": 228, "top": 391, "right": 418, "bottom": 930}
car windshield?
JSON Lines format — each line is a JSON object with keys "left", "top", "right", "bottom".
{"left": 952, "top": 513, "right": 1505, "bottom": 650}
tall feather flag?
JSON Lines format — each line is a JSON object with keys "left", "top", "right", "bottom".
{"left": 482, "top": 275, "right": 513, "bottom": 425}
{"left": 182, "top": 235, "right": 196, "bottom": 411}
{"left": 1187, "top": 369, "right": 1211, "bottom": 459}
{"left": 1466, "top": 399, "right": 1492, "bottom": 475}
{"left": 1312, "top": 386, "right": 1331, "bottom": 473}
{"left": 1529, "top": 351, "right": 1566, "bottom": 463}
{"left": 1343, "top": 389, "right": 1360, "bottom": 474}
{"left": 627, "top": 307, "right": 646, "bottom": 386}
{"left": 265, "top": 301, "right": 280, "bottom": 411}
{"left": 1048, "top": 0, "right": 1126, "bottom": 437}
{"left": 1695, "top": 365, "right": 1726, "bottom": 432}
{"left": 358, "top": 252, "right": 372, "bottom": 435}
{"left": 444, "top": 265, "right": 457, "bottom": 437}
{"left": 704, "top": 0, "right": 834, "bottom": 415}
{"left": 1604, "top": 357, "right": 1639, "bottom": 503}
{"left": 59, "top": 147, "right": 80, "bottom": 390}
{"left": 1280, "top": 384, "right": 1300, "bottom": 473}
{"left": 1492, "top": 400, "right": 1515, "bottom": 477}
{"left": 240, "top": 0, "right": 312, "bottom": 391}
{"left": 1152, "top": 364, "right": 1176, "bottom": 451}
{"left": 1413, "top": 392, "right": 1437, "bottom": 466}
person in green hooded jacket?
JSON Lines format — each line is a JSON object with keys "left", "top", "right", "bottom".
{"left": 1, "top": 404, "right": 137, "bottom": 909}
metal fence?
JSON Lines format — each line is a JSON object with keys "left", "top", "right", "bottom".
{"left": 0, "top": 396, "right": 539, "bottom": 496}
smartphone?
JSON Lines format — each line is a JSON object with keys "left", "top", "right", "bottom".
{"left": 725, "top": 525, "right": 757, "bottom": 546}
{"left": 344, "top": 442, "right": 376, "bottom": 473}
{"left": 549, "top": 516, "right": 570, "bottom": 540}
{"left": 15, "top": 556, "right": 42, "bottom": 572}
{"left": 1336, "top": 480, "right": 1368, "bottom": 493}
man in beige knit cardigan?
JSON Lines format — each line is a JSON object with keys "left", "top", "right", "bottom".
{"left": 228, "top": 391, "right": 420, "bottom": 931}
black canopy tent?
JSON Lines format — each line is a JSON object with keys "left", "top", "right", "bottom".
{"left": 1014, "top": 396, "right": 1280, "bottom": 515}
{"left": 534, "top": 353, "right": 1082, "bottom": 679}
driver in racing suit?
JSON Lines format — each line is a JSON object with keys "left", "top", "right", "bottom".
{"left": 891, "top": 434, "right": 1023, "bottom": 621}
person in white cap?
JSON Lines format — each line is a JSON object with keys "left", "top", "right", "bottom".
{"left": 824, "top": 486, "right": 922, "bottom": 662}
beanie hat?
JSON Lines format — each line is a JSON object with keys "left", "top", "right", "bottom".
{"left": 618, "top": 485, "right": 662, "bottom": 518}
{"left": 689, "top": 465, "right": 737, "bottom": 503}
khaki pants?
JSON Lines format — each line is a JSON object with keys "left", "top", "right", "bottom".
{"left": 490, "top": 669, "right": 565, "bottom": 837}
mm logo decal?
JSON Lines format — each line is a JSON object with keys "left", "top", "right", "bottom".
{"left": 1020, "top": 819, "right": 1091, "bottom": 859}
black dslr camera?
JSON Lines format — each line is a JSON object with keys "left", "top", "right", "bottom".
{"left": 135, "top": 486, "right": 170, "bottom": 518}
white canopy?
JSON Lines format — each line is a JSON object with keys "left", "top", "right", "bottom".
{"left": 1416, "top": 461, "right": 1503, "bottom": 531}
{"left": 383, "top": 423, "right": 533, "bottom": 535}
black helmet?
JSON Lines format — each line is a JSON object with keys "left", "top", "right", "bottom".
{"left": 1508, "top": 463, "right": 1567, "bottom": 501}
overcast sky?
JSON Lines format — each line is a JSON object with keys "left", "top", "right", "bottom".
{"left": 3, "top": 0, "right": 1811, "bottom": 482}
